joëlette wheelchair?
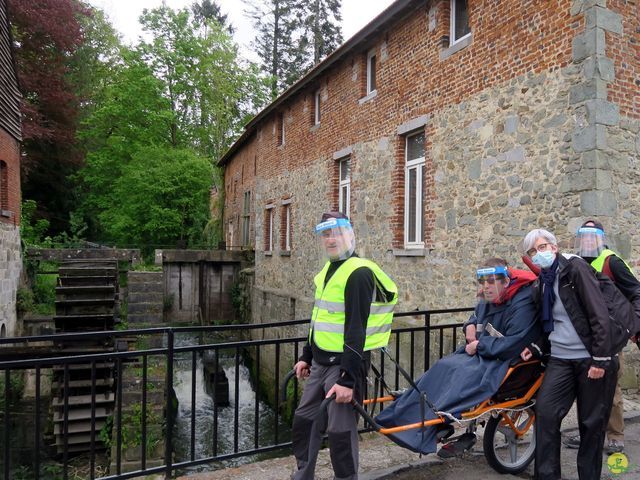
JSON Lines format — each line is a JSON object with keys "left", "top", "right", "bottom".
{"left": 283, "top": 357, "right": 544, "bottom": 475}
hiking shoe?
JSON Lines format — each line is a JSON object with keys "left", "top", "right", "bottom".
{"left": 605, "top": 440, "right": 624, "bottom": 454}
{"left": 435, "top": 424, "right": 455, "bottom": 442}
{"left": 437, "top": 432, "right": 476, "bottom": 458}
{"left": 563, "top": 434, "right": 580, "bottom": 449}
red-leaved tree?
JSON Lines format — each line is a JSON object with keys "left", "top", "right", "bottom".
{"left": 7, "top": 0, "right": 90, "bottom": 233}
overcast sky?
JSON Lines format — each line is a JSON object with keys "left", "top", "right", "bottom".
{"left": 86, "top": 0, "right": 396, "bottom": 61}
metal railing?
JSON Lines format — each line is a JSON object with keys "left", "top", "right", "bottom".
{"left": 0, "top": 307, "right": 473, "bottom": 480}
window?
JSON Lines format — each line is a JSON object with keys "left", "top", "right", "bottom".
{"left": 0, "top": 161, "right": 8, "bottom": 213}
{"left": 265, "top": 206, "right": 274, "bottom": 253}
{"left": 281, "top": 202, "right": 292, "bottom": 252}
{"left": 338, "top": 157, "right": 351, "bottom": 217}
{"left": 314, "top": 89, "right": 321, "bottom": 125}
{"left": 366, "top": 49, "right": 377, "bottom": 94}
{"left": 277, "top": 112, "right": 285, "bottom": 146}
{"left": 404, "top": 132, "right": 425, "bottom": 247}
{"left": 450, "top": 0, "right": 470, "bottom": 45}
{"left": 242, "top": 191, "right": 251, "bottom": 247}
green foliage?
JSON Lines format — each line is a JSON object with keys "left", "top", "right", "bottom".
{"left": 101, "top": 146, "right": 213, "bottom": 252}
{"left": 20, "top": 199, "right": 51, "bottom": 247}
{"left": 100, "top": 404, "right": 162, "bottom": 456}
{"left": 0, "top": 371, "right": 25, "bottom": 410}
{"left": 229, "top": 281, "right": 249, "bottom": 324}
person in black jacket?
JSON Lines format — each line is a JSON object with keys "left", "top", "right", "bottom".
{"left": 564, "top": 219, "right": 640, "bottom": 453}
{"left": 520, "top": 228, "right": 618, "bottom": 480}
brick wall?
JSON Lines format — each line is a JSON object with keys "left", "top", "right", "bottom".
{"left": 224, "top": 0, "right": 579, "bottom": 244}
{"left": 222, "top": 0, "right": 638, "bottom": 317}
{"left": 607, "top": 0, "right": 640, "bottom": 119}
{"left": 0, "top": 127, "right": 20, "bottom": 226}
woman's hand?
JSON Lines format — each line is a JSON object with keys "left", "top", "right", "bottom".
{"left": 587, "top": 366, "right": 605, "bottom": 379}
{"left": 465, "top": 340, "right": 479, "bottom": 356}
{"left": 465, "top": 324, "right": 477, "bottom": 344}
{"left": 520, "top": 348, "right": 532, "bottom": 361}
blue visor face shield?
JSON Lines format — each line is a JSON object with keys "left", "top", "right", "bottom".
{"left": 575, "top": 227, "right": 605, "bottom": 258}
{"left": 476, "top": 266, "right": 509, "bottom": 303}
{"left": 315, "top": 217, "right": 355, "bottom": 262}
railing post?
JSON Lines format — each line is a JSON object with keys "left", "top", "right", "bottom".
{"left": 165, "top": 329, "right": 175, "bottom": 479}
{"left": 4, "top": 369, "right": 10, "bottom": 480}
{"left": 424, "top": 313, "right": 431, "bottom": 371}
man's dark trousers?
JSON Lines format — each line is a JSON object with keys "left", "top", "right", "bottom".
{"left": 291, "top": 363, "right": 363, "bottom": 480}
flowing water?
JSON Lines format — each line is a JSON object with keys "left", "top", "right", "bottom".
{"left": 172, "top": 333, "right": 291, "bottom": 473}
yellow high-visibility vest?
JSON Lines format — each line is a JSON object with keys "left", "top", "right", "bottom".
{"left": 591, "top": 249, "right": 634, "bottom": 275}
{"left": 310, "top": 257, "right": 398, "bottom": 352}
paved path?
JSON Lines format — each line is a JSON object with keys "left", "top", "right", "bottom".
{"left": 179, "top": 399, "right": 640, "bottom": 480}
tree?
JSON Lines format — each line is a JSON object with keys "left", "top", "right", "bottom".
{"left": 102, "top": 146, "right": 213, "bottom": 250}
{"left": 191, "top": 0, "right": 234, "bottom": 35}
{"left": 8, "top": 0, "right": 91, "bottom": 234}
{"left": 137, "top": 5, "right": 268, "bottom": 159}
{"left": 300, "top": 0, "right": 343, "bottom": 66}
{"left": 245, "top": 0, "right": 306, "bottom": 97}
{"left": 75, "top": 49, "right": 174, "bottom": 241}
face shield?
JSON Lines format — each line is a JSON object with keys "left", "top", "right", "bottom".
{"left": 315, "top": 217, "right": 356, "bottom": 262}
{"left": 575, "top": 226, "right": 605, "bottom": 259}
{"left": 476, "top": 266, "right": 510, "bottom": 305}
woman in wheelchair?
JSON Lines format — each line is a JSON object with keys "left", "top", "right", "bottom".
{"left": 375, "top": 258, "right": 541, "bottom": 458}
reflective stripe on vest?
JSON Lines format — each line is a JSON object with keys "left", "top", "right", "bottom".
{"left": 591, "top": 249, "right": 634, "bottom": 275}
{"left": 310, "top": 257, "right": 398, "bottom": 352}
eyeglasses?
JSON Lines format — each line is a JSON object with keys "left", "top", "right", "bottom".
{"left": 478, "top": 276, "right": 504, "bottom": 285}
{"left": 526, "top": 243, "right": 552, "bottom": 257}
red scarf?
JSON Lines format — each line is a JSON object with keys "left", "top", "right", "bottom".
{"left": 494, "top": 268, "right": 537, "bottom": 305}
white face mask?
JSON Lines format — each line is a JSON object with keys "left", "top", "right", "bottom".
{"left": 532, "top": 250, "right": 556, "bottom": 269}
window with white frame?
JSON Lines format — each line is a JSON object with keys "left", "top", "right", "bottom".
{"left": 450, "top": 0, "right": 470, "bottom": 45}
{"left": 338, "top": 157, "right": 351, "bottom": 217}
{"left": 282, "top": 202, "right": 291, "bottom": 251}
{"left": 314, "top": 89, "right": 321, "bottom": 125}
{"left": 277, "top": 112, "right": 285, "bottom": 146}
{"left": 404, "top": 132, "right": 425, "bottom": 247}
{"left": 265, "top": 206, "right": 274, "bottom": 252}
{"left": 366, "top": 49, "right": 377, "bottom": 95}
{"left": 242, "top": 191, "right": 251, "bottom": 246}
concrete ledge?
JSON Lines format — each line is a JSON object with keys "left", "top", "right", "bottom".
{"left": 159, "top": 249, "right": 254, "bottom": 263}
{"left": 393, "top": 248, "right": 427, "bottom": 257}
{"left": 397, "top": 115, "right": 430, "bottom": 135}
{"left": 358, "top": 90, "right": 378, "bottom": 105}
{"left": 333, "top": 145, "right": 353, "bottom": 160}
{"left": 439, "top": 33, "right": 473, "bottom": 61}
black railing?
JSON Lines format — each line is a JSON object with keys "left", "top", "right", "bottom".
{"left": 0, "top": 308, "right": 473, "bottom": 480}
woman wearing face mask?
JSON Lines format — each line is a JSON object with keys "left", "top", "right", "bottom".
{"left": 520, "top": 229, "right": 618, "bottom": 480}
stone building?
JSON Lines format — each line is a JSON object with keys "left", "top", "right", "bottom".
{"left": 0, "top": 0, "right": 22, "bottom": 338}
{"left": 219, "top": 0, "right": 639, "bottom": 327}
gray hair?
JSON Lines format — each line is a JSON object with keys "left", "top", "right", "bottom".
{"left": 523, "top": 228, "right": 557, "bottom": 254}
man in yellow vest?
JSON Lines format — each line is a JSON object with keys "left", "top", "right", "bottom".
{"left": 564, "top": 219, "right": 640, "bottom": 454}
{"left": 291, "top": 212, "right": 397, "bottom": 480}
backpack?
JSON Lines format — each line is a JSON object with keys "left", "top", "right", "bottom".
{"left": 593, "top": 270, "right": 634, "bottom": 354}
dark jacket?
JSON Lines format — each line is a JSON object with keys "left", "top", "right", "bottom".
{"left": 532, "top": 254, "right": 612, "bottom": 367}
{"left": 599, "top": 254, "right": 640, "bottom": 336}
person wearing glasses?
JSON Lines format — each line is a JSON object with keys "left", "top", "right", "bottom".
{"left": 376, "top": 258, "right": 540, "bottom": 458}
{"left": 520, "top": 228, "right": 618, "bottom": 480}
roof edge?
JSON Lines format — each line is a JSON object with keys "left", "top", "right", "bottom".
{"left": 218, "top": 0, "right": 420, "bottom": 166}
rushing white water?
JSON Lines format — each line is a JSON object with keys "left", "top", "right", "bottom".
{"left": 171, "top": 333, "right": 289, "bottom": 473}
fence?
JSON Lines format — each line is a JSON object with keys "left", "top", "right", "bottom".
{"left": 0, "top": 307, "right": 473, "bottom": 480}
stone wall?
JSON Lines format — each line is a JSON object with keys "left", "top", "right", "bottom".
{"left": 0, "top": 222, "right": 20, "bottom": 337}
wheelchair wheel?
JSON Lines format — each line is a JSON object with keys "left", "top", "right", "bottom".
{"left": 483, "top": 408, "right": 536, "bottom": 474}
